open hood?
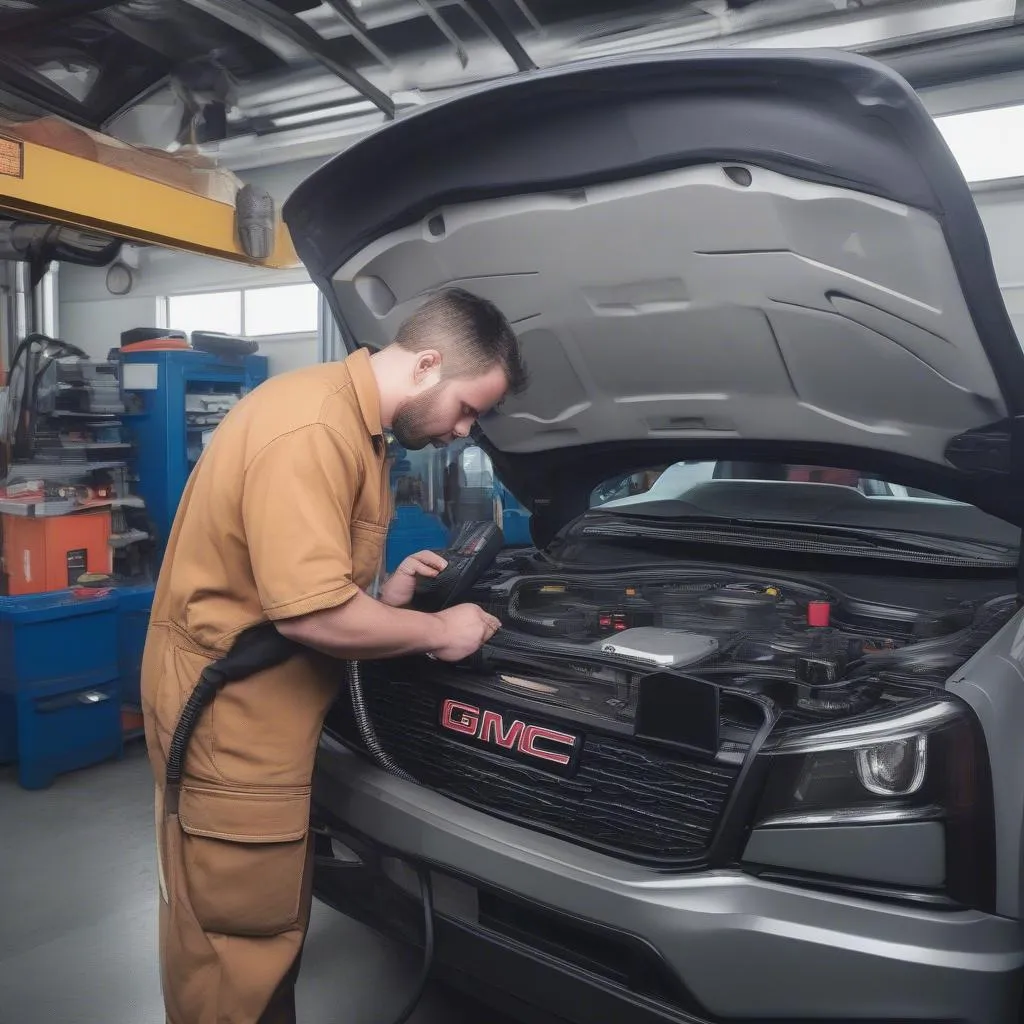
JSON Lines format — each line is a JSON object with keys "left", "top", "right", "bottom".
{"left": 284, "top": 49, "right": 1024, "bottom": 534}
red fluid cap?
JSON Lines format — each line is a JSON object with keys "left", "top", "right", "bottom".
{"left": 807, "top": 601, "right": 831, "bottom": 627}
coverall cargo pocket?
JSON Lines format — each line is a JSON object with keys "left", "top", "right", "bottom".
{"left": 178, "top": 784, "right": 310, "bottom": 938}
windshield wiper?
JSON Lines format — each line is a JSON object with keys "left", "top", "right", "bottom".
{"left": 827, "top": 525, "right": 1014, "bottom": 559}
{"left": 579, "top": 515, "right": 1017, "bottom": 567}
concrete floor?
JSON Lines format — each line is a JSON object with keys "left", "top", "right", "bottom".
{"left": 0, "top": 741, "right": 509, "bottom": 1024}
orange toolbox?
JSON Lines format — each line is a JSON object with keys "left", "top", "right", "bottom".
{"left": 1, "top": 509, "right": 112, "bottom": 596}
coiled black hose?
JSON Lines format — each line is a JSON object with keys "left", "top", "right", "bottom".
{"left": 163, "top": 631, "right": 415, "bottom": 798}
{"left": 165, "top": 623, "right": 297, "bottom": 812}
{"left": 164, "top": 666, "right": 225, "bottom": 814}
{"left": 346, "top": 659, "right": 417, "bottom": 783}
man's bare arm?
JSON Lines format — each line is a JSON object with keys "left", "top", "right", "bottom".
{"left": 275, "top": 589, "right": 500, "bottom": 663}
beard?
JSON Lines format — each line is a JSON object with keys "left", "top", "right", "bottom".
{"left": 390, "top": 383, "right": 450, "bottom": 451}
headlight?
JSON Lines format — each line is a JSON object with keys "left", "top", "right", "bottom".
{"left": 855, "top": 734, "right": 927, "bottom": 797}
{"left": 751, "top": 696, "right": 995, "bottom": 911}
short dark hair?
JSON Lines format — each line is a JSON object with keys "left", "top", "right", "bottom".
{"left": 393, "top": 287, "right": 528, "bottom": 396}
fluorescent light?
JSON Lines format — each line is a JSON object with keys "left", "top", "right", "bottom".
{"left": 934, "top": 104, "right": 1024, "bottom": 183}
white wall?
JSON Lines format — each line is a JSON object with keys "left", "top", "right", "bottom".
{"left": 248, "top": 333, "right": 319, "bottom": 376}
{"left": 58, "top": 294, "right": 162, "bottom": 360}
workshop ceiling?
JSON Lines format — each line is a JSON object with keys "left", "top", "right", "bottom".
{"left": 1, "top": 0, "right": 1022, "bottom": 169}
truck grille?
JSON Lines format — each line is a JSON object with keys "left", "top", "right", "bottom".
{"left": 326, "top": 670, "right": 742, "bottom": 866}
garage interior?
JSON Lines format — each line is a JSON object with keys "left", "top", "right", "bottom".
{"left": 2, "top": 1, "right": 1024, "bottom": 1021}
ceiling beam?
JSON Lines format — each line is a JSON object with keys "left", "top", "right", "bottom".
{"left": 179, "top": 0, "right": 395, "bottom": 118}
{"left": 879, "top": 23, "right": 1024, "bottom": 90}
{"left": 509, "top": 0, "right": 542, "bottom": 34}
{"left": 322, "top": 0, "right": 394, "bottom": 69}
{"left": 415, "top": 1, "right": 470, "bottom": 69}
{"left": 461, "top": 0, "right": 537, "bottom": 71}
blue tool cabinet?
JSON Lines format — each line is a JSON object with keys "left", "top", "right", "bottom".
{"left": 120, "top": 350, "right": 268, "bottom": 558}
{"left": 0, "top": 591, "right": 123, "bottom": 789}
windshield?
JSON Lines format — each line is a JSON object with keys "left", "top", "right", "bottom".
{"left": 588, "top": 461, "right": 1020, "bottom": 552}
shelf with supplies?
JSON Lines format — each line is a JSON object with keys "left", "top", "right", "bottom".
{"left": 2, "top": 343, "right": 155, "bottom": 595}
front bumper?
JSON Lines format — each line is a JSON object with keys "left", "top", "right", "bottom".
{"left": 312, "top": 736, "right": 1024, "bottom": 1022}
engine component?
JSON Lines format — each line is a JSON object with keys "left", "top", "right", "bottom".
{"left": 511, "top": 598, "right": 598, "bottom": 637}
{"left": 484, "top": 571, "right": 1017, "bottom": 720}
{"left": 699, "top": 582, "right": 787, "bottom": 620}
{"left": 795, "top": 655, "right": 843, "bottom": 688}
{"left": 806, "top": 601, "right": 831, "bottom": 627}
{"left": 590, "top": 627, "right": 719, "bottom": 669}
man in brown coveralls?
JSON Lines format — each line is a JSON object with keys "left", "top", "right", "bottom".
{"left": 141, "top": 287, "right": 527, "bottom": 1023}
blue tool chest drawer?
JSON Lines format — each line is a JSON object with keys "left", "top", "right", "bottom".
{"left": 0, "top": 591, "right": 123, "bottom": 789}
{"left": 12, "top": 677, "right": 122, "bottom": 790}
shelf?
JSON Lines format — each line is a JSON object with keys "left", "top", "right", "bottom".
{"left": 10, "top": 460, "right": 127, "bottom": 474}
{"left": 110, "top": 529, "right": 149, "bottom": 549}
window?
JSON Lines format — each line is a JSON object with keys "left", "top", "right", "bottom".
{"left": 934, "top": 104, "right": 1024, "bottom": 184}
{"left": 166, "top": 290, "right": 242, "bottom": 337}
{"left": 164, "top": 283, "right": 320, "bottom": 339}
{"left": 243, "top": 283, "right": 319, "bottom": 336}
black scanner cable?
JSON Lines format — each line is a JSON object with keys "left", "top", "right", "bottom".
{"left": 164, "top": 623, "right": 435, "bottom": 1024}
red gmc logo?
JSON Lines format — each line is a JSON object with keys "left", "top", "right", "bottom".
{"left": 440, "top": 698, "right": 579, "bottom": 767}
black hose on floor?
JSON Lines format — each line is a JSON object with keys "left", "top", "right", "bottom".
{"left": 346, "top": 659, "right": 436, "bottom": 1024}
{"left": 388, "top": 866, "right": 436, "bottom": 1024}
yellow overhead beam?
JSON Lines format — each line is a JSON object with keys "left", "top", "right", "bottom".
{"left": 0, "top": 131, "right": 300, "bottom": 269}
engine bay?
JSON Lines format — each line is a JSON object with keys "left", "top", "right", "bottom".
{"left": 466, "top": 563, "right": 1018, "bottom": 730}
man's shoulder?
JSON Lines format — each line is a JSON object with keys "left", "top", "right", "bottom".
{"left": 228, "top": 358, "right": 368, "bottom": 458}
{"left": 243, "top": 361, "right": 361, "bottom": 430}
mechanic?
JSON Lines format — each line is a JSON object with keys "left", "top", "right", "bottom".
{"left": 139, "top": 286, "right": 528, "bottom": 1024}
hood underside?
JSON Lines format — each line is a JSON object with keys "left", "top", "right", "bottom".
{"left": 284, "top": 49, "right": 1024, "bottom": 529}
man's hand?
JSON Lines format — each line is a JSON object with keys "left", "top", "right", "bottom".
{"left": 379, "top": 550, "right": 448, "bottom": 608}
{"left": 430, "top": 604, "right": 502, "bottom": 662}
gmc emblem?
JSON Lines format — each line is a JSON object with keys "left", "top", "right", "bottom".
{"left": 440, "top": 698, "right": 579, "bottom": 767}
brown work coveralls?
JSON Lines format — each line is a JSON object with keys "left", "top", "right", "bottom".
{"left": 141, "top": 349, "right": 391, "bottom": 1023}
